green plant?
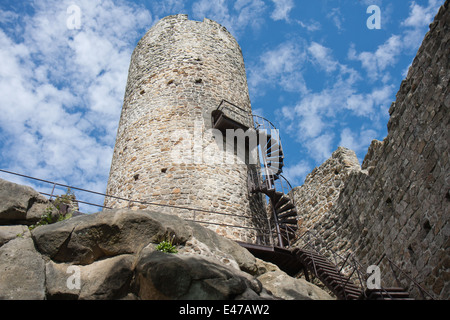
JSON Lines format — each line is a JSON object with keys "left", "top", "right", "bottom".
{"left": 156, "top": 235, "right": 178, "bottom": 253}
{"left": 28, "top": 207, "right": 55, "bottom": 230}
{"left": 28, "top": 188, "right": 75, "bottom": 230}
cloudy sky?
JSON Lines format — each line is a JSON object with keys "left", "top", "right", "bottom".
{"left": 0, "top": 0, "right": 443, "bottom": 211}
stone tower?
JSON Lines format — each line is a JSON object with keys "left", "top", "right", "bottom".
{"left": 105, "top": 15, "right": 266, "bottom": 242}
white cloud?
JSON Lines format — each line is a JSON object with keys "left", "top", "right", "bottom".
{"left": 308, "top": 42, "right": 338, "bottom": 73}
{"left": 339, "top": 127, "right": 378, "bottom": 160}
{"left": 327, "top": 7, "right": 344, "bottom": 31}
{"left": 248, "top": 40, "right": 308, "bottom": 96}
{"left": 402, "top": 0, "right": 441, "bottom": 28}
{"left": 0, "top": 0, "right": 151, "bottom": 200}
{"left": 283, "top": 160, "right": 311, "bottom": 185}
{"left": 296, "top": 19, "right": 321, "bottom": 32}
{"left": 307, "top": 133, "right": 335, "bottom": 163}
{"left": 270, "top": 0, "right": 295, "bottom": 22}
{"left": 344, "top": 85, "right": 393, "bottom": 117}
{"left": 349, "top": 0, "right": 442, "bottom": 81}
{"left": 401, "top": 0, "right": 443, "bottom": 50}
{"left": 191, "top": 0, "right": 266, "bottom": 36}
{"left": 272, "top": 37, "right": 395, "bottom": 166}
{"left": 360, "top": 0, "right": 383, "bottom": 6}
{"left": 151, "top": 0, "right": 186, "bottom": 17}
{"left": 348, "top": 35, "right": 403, "bottom": 81}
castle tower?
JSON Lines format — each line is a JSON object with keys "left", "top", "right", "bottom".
{"left": 105, "top": 15, "right": 266, "bottom": 242}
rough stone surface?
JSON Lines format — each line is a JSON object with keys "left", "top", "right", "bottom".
{"left": 0, "top": 178, "right": 54, "bottom": 225}
{"left": 0, "top": 179, "right": 331, "bottom": 300}
{"left": 46, "top": 254, "right": 135, "bottom": 300}
{"left": 0, "top": 236, "right": 46, "bottom": 299}
{"left": 293, "top": 147, "right": 360, "bottom": 238}
{"left": 293, "top": 2, "right": 449, "bottom": 300}
{"left": 105, "top": 14, "right": 266, "bottom": 243}
{"left": 134, "top": 248, "right": 262, "bottom": 300}
{"left": 31, "top": 208, "right": 192, "bottom": 265}
{"left": 257, "top": 269, "right": 334, "bottom": 300}
{"left": 0, "top": 225, "right": 30, "bottom": 246}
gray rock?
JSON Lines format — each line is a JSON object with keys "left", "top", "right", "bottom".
{"left": 0, "top": 225, "right": 29, "bottom": 246}
{"left": 134, "top": 248, "right": 264, "bottom": 300}
{"left": 257, "top": 269, "right": 334, "bottom": 300}
{"left": 0, "top": 236, "right": 46, "bottom": 299}
{"left": 31, "top": 207, "right": 257, "bottom": 272}
{"left": 46, "top": 254, "right": 135, "bottom": 300}
{"left": 0, "top": 178, "right": 51, "bottom": 225}
{"left": 0, "top": 179, "right": 334, "bottom": 300}
{"left": 31, "top": 208, "right": 192, "bottom": 264}
{"left": 184, "top": 222, "right": 258, "bottom": 274}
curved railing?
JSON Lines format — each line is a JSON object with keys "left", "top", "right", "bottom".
{"left": 252, "top": 114, "right": 284, "bottom": 180}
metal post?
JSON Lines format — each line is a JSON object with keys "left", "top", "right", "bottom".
{"left": 271, "top": 199, "right": 284, "bottom": 248}
{"left": 49, "top": 183, "right": 56, "bottom": 201}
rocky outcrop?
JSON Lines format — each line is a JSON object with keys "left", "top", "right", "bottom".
{"left": 0, "top": 178, "right": 333, "bottom": 300}
{"left": 0, "top": 178, "right": 54, "bottom": 225}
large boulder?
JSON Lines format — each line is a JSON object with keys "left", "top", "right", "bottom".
{"left": 0, "top": 225, "right": 30, "bottom": 246}
{"left": 31, "top": 208, "right": 256, "bottom": 270}
{"left": 46, "top": 254, "right": 135, "bottom": 300}
{"left": 0, "top": 178, "right": 52, "bottom": 225}
{"left": 134, "top": 248, "right": 264, "bottom": 300}
{"left": 0, "top": 236, "right": 46, "bottom": 299}
{"left": 257, "top": 268, "right": 334, "bottom": 300}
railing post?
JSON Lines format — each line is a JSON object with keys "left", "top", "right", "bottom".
{"left": 49, "top": 183, "right": 56, "bottom": 201}
{"left": 271, "top": 200, "right": 284, "bottom": 248}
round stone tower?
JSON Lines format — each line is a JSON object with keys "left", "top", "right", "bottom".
{"left": 105, "top": 15, "right": 266, "bottom": 242}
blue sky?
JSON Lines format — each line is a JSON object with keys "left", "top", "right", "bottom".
{"left": 0, "top": 0, "right": 444, "bottom": 211}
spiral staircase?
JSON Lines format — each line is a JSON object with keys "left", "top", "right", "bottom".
{"left": 211, "top": 100, "right": 415, "bottom": 300}
{"left": 212, "top": 100, "right": 298, "bottom": 248}
{"left": 249, "top": 115, "right": 298, "bottom": 247}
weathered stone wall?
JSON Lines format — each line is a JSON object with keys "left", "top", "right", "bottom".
{"left": 293, "top": 1, "right": 449, "bottom": 299}
{"left": 105, "top": 15, "right": 266, "bottom": 243}
{"left": 292, "top": 147, "right": 361, "bottom": 249}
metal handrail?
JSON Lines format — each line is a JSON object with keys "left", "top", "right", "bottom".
{"left": 297, "top": 230, "right": 366, "bottom": 291}
{"left": 384, "top": 255, "right": 436, "bottom": 300}
{"left": 0, "top": 168, "right": 277, "bottom": 246}
{"left": 297, "top": 228, "right": 437, "bottom": 300}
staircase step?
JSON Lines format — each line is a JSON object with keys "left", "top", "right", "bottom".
{"left": 341, "top": 293, "right": 362, "bottom": 300}
{"left": 334, "top": 288, "right": 364, "bottom": 299}
{"left": 367, "top": 290, "right": 411, "bottom": 299}
{"left": 275, "top": 196, "right": 291, "bottom": 209}
{"left": 278, "top": 217, "right": 298, "bottom": 225}
{"left": 276, "top": 202, "right": 296, "bottom": 213}
{"left": 277, "top": 210, "right": 297, "bottom": 220}
{"left": 279, "top": 225, "right": 298, "bottom": 233}
{"left": 300, "top": 252, "right": 331, "bottom": 262}
{"left": 327, "top": 278, "right": 360, "bottom": 290}
{"left": 271, "top": 192, "right": 284, "bottom": 203}
{"left": 314, "top": 264, "right": 341, "bottom": 273}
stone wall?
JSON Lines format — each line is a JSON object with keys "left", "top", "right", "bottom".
{"left": 293, "top": 1, "right": 449, "bottom": 299}
{"left": 292, "top": 147, "right": 360, "bottom": 250}
{"left": 105, "top": 15, "right": 267, "bottom": 243}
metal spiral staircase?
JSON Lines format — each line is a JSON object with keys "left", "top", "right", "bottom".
{"left": 212, "top": 100, "right": 298, "bottom": 248}
{"left": 211, "top": 100, "right": 417, "bottom": 300}
{"left": 249, "top": 115, "right": 298, "bottom": 247}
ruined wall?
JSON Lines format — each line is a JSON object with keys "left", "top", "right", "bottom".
{"left": 105, "top": 15, "right": 266, "bottom": 243}
{"left": 294, "top": 2, "right": 449, "bottom": 299}
{"left": 292, "top": 147, "right": 361, "bottom": 250}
